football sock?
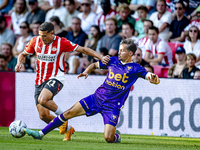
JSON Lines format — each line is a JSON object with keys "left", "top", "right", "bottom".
{"left": 41, "top": 114, "right": 67, "bottom": 135}
{"left": 55, "top": 106, "right": 63, "bottom": 115}
{"left": 113, "top": 133, "right": 120, "bottom": 143}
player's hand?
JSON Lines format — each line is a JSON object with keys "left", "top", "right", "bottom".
{"left": 77, "top": 73, "right": 88, "bottom": 79}
{"left": 15, "top": 64, "right": 22, "bottom": 72}
{"left": 148, "top": 74, "right": 160, "bottom": 85}
{"left": 101, "top": 55, "right": 110, "bottom": 65}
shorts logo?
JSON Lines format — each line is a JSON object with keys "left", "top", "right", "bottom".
{"left": 127, "top": 66, "right": 132, "bottom": 71}
{"left": 112, "top": 115, "right": 117, "bottom": 121}
{"left": 47, "top": 80, "right": 56, "bottom": 87}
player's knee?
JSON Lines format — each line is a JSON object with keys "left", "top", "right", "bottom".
{"left": 63, "top": 110, "right": 73, "bottom": 119}
{"left": 39, "top": 114, "right": 49, "bottom": 121}
{"left": 38, "top": 97, "right": 47, "bottom": 106}
{"left": 104, "top": 135, "right": 114, "bottom": 143}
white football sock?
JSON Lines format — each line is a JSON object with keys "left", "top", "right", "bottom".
{"left": 39, "top": 131, "right": 44, "bottom": 137}
{"left": 55, "top": 106, "right": 63, "bottom": 115}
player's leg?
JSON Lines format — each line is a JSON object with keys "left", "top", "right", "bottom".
{"left": 104, "top": 124, "right": 120, "bottom": 143}
{"left": 25, "top": 101, "right": 86, "bottom": 139}
{"left": 36, "top": 104, "right": 55, "bottom": 123}
{"left": 102, "top": 107, "right": 121, "bottom": 143}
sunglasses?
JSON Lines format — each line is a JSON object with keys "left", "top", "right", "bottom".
{"left": 175, "top": 7, "right": 183, "bottom": 10}
{"left": 134, "top": 54, "right": 140, "bottom": 56}
{"left": 20, "top": 26, "right": 28, "bottom": 29}
{"left": 81, "top": 3, "right": 90, "bottom": 6}
{"left": 29, "top": 2, "right": 35, "bottom": 5}
{"left": 189, "top": 30, "right": 198, "bottom": 33}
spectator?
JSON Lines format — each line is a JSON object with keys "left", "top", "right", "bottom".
{"left": 0, "top": 54, "right": 12, "bottom": 71}
{"left": 112, "top": 0, "right": 131, "bottom": 10}
{"left": 181, "top": 53, "right": 199, "bottom": 79}
{"left": 0, "top": 43, "right": 17, "bottom": 71}
{"left": 122, "top": 22, "right": 138, "bottom": 42}
{"left": 0, "top": 0, "right": 13, "bottom": 15}
{"left": 10, "top": 0, "right": 29, "bottom": 36}
{"left": 93, "top": 0, "right": 102, "bottom": 14}
{"left": 149, "top": 0, "right": 172, "bottom": 40}
{"left": 50, "top": 16, "right": 68, "bottom": 37}
{"left": 168, "top": 46, "right": 187, "bottom": 78}
{"left": 45, "top": 0, "right": 68, "bottom": 27}
{"left": 0, "top": 15, "right": 15, "bottom": 46}
{"left": 144, "top": 26, "right": 173, "bottom": 66}
{"left": 40, "top": 0, "right": 53, "bottom": 11}
{"left": 65, "top": 17, "right": 88, "bottom": 74}
{"left": 194, "top": 70, "right": 200, "bottom": 79}
{"left": 26, "top": 0, "right": 46, "bottom": 30}
{"left": 134, "top": 6, "right": 148, "bottom": 39}
{"left": 32, "top": 21, "right": 42, "bottom": 36}
{"left": 137, "top": 19, "right": 153, "bottom": 58}
{"left": 132, "top": 47, "right": 149, "bottom": 67}
{"left": 144, "top": 64, "right": 154, "bottom": 73}
{"left": 129, "top": 0, "right": 156, "bottom": 18}
{"left": 77, "top": 0, "right": 96, "bottom": 35}
{"left": 184, "top": 26, "right": 200, "bottom": 62}
{"left": 98, "top": 18, "right": 122, "bottom": 56}
{"left": 85, "top": 25, "right": 101, "bottom": 51}
{"left": 30, "top": 55, "right": 36, "bottom": 72}
{"left": 116, "top": 3, "right": 135, "bottom": 33}
{"left": 96, "top": 0, "right": 117, "bottom": 32}
{"left": 64, "top": 0, "right": 79, "bottom": 31}
{"left": 12, "top": 21, "right": 32, "bottom": 57}
{"left": 166, "top": 1, "right": 190, "bottom": 42}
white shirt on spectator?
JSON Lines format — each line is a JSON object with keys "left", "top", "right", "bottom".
{"left": 184, "top": 39, "right": 200, "bottom": 57}
{"left": 78, "top": 11, "right": 96, "bottom": 35}
{"left": 45, "top": 6, "right": 68, "bottom": 27}
{"left": 145, "top": 38, "right": 173, "bottom": 66}
{"left": 64, "top": 9, "right": 79, "bottom": 28}
{"left": 11, "top": 11, "right": 29, "bottom": 35}
{"left": 94, "top": 0, "right": 103, "bottom": 14}
{"left": 150, "top": 11, "right": 172, "bottom": 40}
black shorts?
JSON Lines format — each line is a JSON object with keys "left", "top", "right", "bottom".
{"left": 34, "top": 79, "right": 63, "bottom": 105}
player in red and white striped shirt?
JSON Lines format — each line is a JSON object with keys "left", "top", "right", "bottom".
{"left": 144, "top": 26, "right": 173, "bottom": 66}
{"left": 15, "top": 22, "right": 110, "bottom": 141}
{"left": 137, "top": 19, "right": 153, "bottom": 58}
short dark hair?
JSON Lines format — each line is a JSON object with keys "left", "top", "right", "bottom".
{"left": 39, "top": 22, "right": 54, "bottom": 33}
{"left": 72, "top": 17, "right": 81, "bottom": 23}
{"left": 122, "top": 22, "right": 134, "bottom": 29}
{"left": 137, "top": 6, "right": 148, "bottom": 13}
{"left": 175, "top": 1, "right": 185, "bottom": 9}
{"left": 66, "top": 0, "right": 75, "bottom": 5}
{"left": 143, "top": 19, "right": 153, "bottom": 26}
{"left": 120, "top": 39, "right": 137, "bottom": 54}
{"left": 0, "top": 54, "right": 6, "bottom": 61}
{"left": 144, "top": 64, "right": 154, "bottom": 73}
{"left": 50, "top": 16, "right": 64, "bottom": 28}
{"left": 149, "top": 26, "right": 159, "bottom": 34}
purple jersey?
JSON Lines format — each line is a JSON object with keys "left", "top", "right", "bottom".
{"left": 95, "top": 57, "right": 148, "bottom": 109}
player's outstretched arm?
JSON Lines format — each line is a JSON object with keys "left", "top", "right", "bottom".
{"left": 76, "top": 46, "right": 110, "bottom": 65}
{"left": 145, "top": 72, "right": 160, "bottom": 85}
{"left": 15, "top": 52, "right": 28, "bottom": 72}
{"left": 77, "top": 62, "right": 98, "bottom": 79}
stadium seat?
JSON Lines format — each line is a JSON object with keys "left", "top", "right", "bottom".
{"left": 168, "top": 42, "right": 183, "bottom": 63}
{"left": 152, "top": 65, "right": 163, "bottom": 78}
{"left": 152, "top": 65, "right": 170, "bottom": 78}
{"left": 161, "top": 66, "right": 170, "bottom": 78}
{"left": 3, "top": 15, "right": 11, "bottom": 28}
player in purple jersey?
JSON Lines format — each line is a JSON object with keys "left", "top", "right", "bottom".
{"left": 24, "top": 39, "right": 160, "bottom": 143}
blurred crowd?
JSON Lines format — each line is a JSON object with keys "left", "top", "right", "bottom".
{"left": 1, "top": 0, "right": 200, "bottom": 79}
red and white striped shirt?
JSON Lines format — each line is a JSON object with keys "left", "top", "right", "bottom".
{"left": 145, "top": 38, "right": 173, "bottom": 66}
{"left": 24, "top": 36, "right": 79, "bottom": 85}
{"left": 137, "top": 37, "right": 150, "bottom": 58}
{"left": 96, "top": 9, "right": 117, "bottom": 32}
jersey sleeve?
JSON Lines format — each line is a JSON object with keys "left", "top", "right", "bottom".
{"left": 135, "top": 64, "right": 148, "bottom": 79}
{"left": 98, "top": 60, "right": 108, "bottom": 69}
{"left": 157, "top": 41, "right": 166, "bottom": 55}
{"left": 61, "top": 38, "right": 79, "bottom": 52}
{"left": 24, "top": 37, "right": 35, "bottom": 55}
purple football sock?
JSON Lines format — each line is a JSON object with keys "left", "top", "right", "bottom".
{"left": 114, "top": 133, "right": 120, "bottom": 143}
{"left": 41, "top": 114, "right": 66, "bottom": 135}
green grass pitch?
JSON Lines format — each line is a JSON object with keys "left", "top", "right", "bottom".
{"left": 1, "top": 127, "right": 200, "bottom": 150}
